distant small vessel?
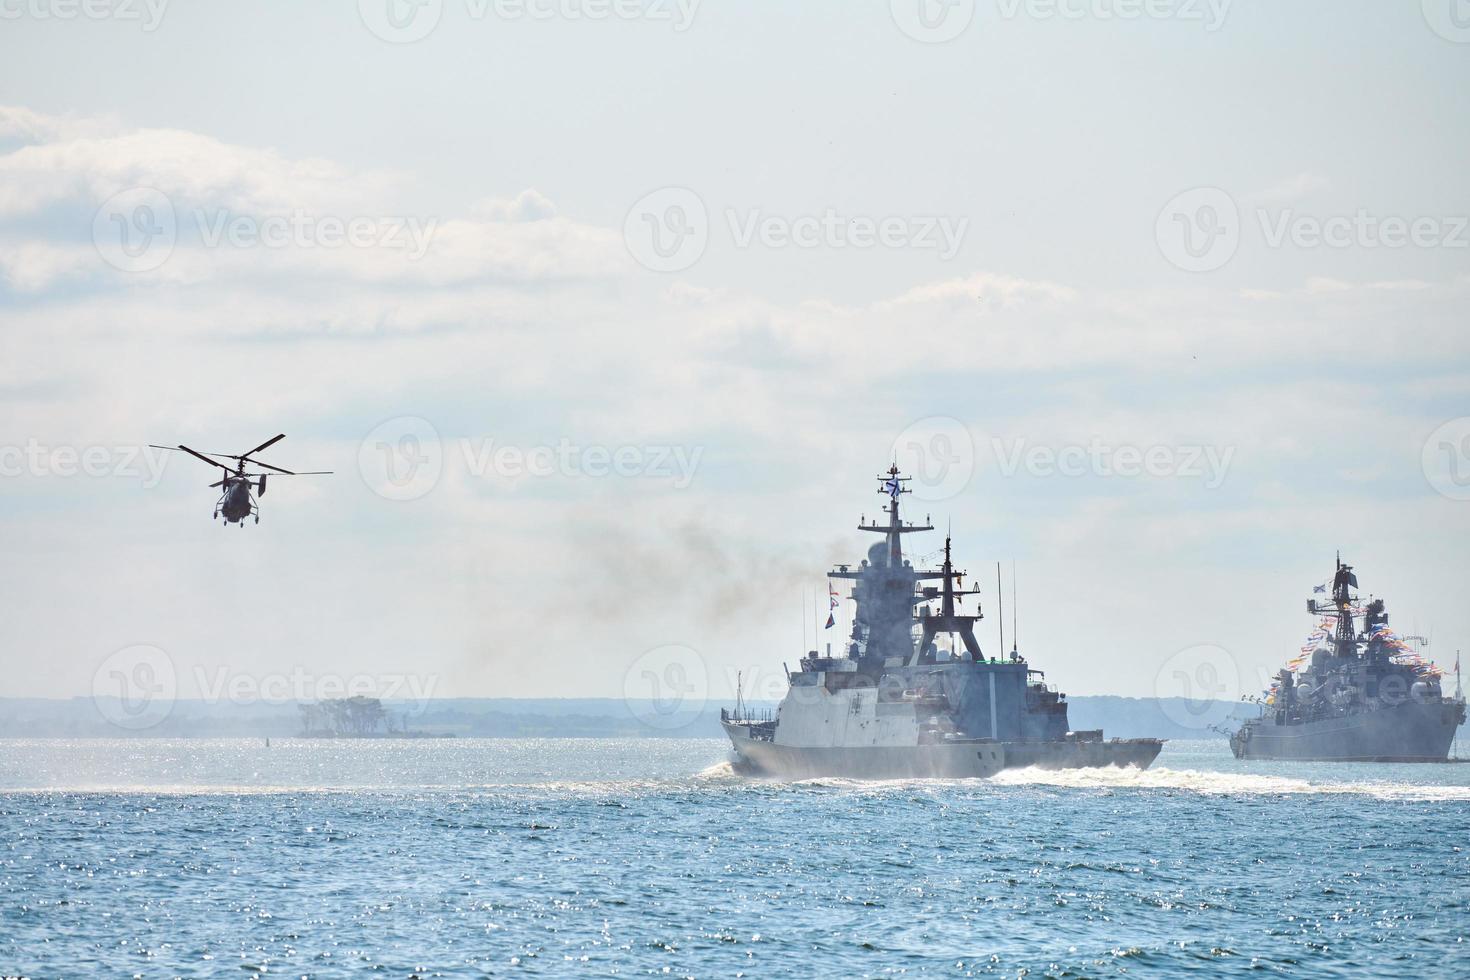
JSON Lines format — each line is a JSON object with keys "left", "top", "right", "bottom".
{"left": 297, "top": 696, "right": 453, "bottom": 739}
{"left": 721, "top": 466, "right": 1162, "bottom": 778}
{"left": 1231, "top": 556, "right": 1466, "bottom": 762}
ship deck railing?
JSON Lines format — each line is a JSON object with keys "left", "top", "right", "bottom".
{"left": 721, "top": 706, "right": 776, "bottom": 725}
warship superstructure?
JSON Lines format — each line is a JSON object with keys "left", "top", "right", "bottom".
{"left": 1230, "top": 557, "right": 1465, "bottom": 762}
{"left": 721, "top": 467, "right": 1162, "bottom": 778}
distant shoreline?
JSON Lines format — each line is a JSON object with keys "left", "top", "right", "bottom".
{"left": 1, "top": 695, "right": 1288, "bottom": 741}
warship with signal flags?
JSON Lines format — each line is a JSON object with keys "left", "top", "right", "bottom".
{"left": 720, "top": 466, "right": 1163, "bottom": 779}
{"left": 1230, "top": 556, "right": 1466, "bottom": 762}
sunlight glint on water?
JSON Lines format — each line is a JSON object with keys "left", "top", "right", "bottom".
{"left": 2, "top": 738, "right": 1467, "bottom": 977}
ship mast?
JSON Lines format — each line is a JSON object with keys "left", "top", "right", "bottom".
{"left": 856, "top": 464, "right": 932, "bottom": 564}
{"left": 1331, "top": 551, "right": 1358, "bottom": 659}
{"left": 914, "top": 533, "right": 987, "bottom": 665}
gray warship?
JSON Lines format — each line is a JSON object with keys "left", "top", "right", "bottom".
{"left": 1230, "top": 556, "right": 1465, "bottom": 762}
{"left": 720, "top": 467, "right": 1163, "bottom": 778}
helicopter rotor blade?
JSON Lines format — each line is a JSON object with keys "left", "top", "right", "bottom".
{"left": 244, "top": 458, "right": 296, "bottom": 475}
{"left": 150, "top": 445, "right": 239, "bottom": 460}
{"left": 245, "top": 433, "right": 286, "bottom": 457}
{"left": 177, "top": 445, "right": 234, "bottom": 471}
{"left": 241, "top": 470, "right": 332, "bottom": 477}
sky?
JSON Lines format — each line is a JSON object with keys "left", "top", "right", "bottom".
{"left": 1, "top": 0, "right": 1468, "bottom": 720}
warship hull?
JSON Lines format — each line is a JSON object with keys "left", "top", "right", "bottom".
{"left": 1230, "top": 697, "right": 1463, "bottom": 762}
{"left": 724, "top": 722, "right": 1163, "bottom": 779}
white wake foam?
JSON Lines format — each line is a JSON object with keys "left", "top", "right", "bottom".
{"left": 988, "top": 765, "right": 1470, "bottom": 801}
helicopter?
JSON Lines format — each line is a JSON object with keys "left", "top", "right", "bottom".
{"left": 149, "top": 434, "right": 331, "bottom": 526}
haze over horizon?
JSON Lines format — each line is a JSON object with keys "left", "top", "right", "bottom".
{"left": 2, "top": 1, "right": 1468, "bottom": 710}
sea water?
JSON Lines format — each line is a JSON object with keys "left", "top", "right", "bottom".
{"left": 1, "top": 738, "right": 1466, "bottom": 977}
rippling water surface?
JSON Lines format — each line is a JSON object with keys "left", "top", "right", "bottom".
{"left": 2, "top": 738, "right": 1467, "bottom": 977}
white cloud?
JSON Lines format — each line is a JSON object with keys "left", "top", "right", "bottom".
{"left": 0, "top": 104, "right": 122, "bottom": 146}
{"left": 2, "top": 106, "right": 1468, "bottom": 700}
{"left": 471, "top": 189, "right": 558, "bottom": 223}
{"left": 0, "top": 109, "right": 626, "bottom": 293}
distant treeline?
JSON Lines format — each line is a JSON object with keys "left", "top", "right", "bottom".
{"left": 2, "top": 695, "right": 1288, "bottom": 740}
